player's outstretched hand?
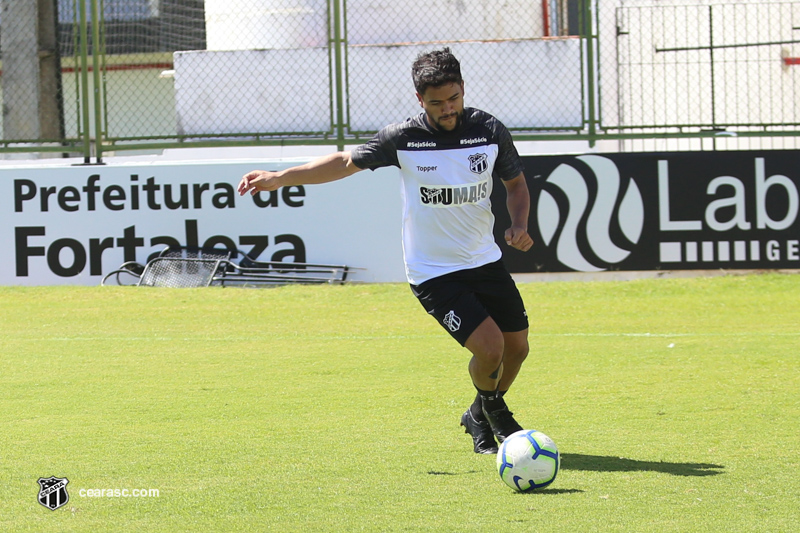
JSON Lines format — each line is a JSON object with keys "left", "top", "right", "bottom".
{"left": 238, "top": 170, "right": 281, "bottom": 196}
{"left": 505, "top": 227, "right": 533, "bottom": 252}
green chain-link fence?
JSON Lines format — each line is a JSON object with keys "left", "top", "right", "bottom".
{"left": 1, "top": 0, "right": 799, "bottom": 161}
{"left": 0, "top": 0, "right": 86, "bottom": 156}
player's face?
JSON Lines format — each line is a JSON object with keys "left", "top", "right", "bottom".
{"left": 417, "top": 81, "right": 465, "bottom": 132}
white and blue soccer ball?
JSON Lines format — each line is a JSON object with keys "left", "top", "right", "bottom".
{"left": 496, "top": 429, "right": 560, "bottom": 492}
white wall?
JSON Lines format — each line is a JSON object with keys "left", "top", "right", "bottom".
{"left": 599, "top": 0, "right": 800, "bottom": 130}
{"left": 203, "top": 0, "right": 545, "bottom": 50}
{"left": 174, "top": 39, "right": 584, "bottom": 137}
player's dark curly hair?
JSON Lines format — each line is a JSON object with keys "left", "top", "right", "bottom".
{"left": 411, "top": 48, "right": 463, "bottom": 95}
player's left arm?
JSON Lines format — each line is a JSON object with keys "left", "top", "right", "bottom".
{"left": 502, "top": 173, "right": 533, "bottom": 252}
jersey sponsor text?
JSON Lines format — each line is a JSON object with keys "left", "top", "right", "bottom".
{"left": 419, "top": 179, "right": 489, "bottom": 207}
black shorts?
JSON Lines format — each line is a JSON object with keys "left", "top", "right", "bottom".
{"left": 409, "top": 259, "right": 528, "bottom": 346}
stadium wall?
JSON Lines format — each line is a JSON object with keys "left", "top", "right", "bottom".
{"left": 2, "top": 148, "right": 799, "bottom": 286}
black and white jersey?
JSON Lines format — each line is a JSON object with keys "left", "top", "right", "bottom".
{"left": 351, "top": 108, "right": 524, "bottom": 284}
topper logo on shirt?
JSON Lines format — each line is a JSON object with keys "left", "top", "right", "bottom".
{"left": 468, "top": 153, "right": 488, "bottom": 174}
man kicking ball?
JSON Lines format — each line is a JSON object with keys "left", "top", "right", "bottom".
{"left": 238, "top": 48, "right": 533, "bottom": 454}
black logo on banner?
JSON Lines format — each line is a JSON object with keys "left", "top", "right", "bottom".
{"left": 38, "top": 477, "right": 69, "bottom": 511}
{"left": 537, "top": 155, "right": 644, "bottom": 271}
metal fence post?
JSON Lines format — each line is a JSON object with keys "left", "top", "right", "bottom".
{"left": 90, "top": 0, "right": 105, "bottom": 163}
{"left": 77, "top": 0, "right": 92, "bottom": 163}
{"left": 583, "top": 0, "right": 598, "bottom": 147}
{"left": 332, "top": 0, "right": 346, "bottom": 151}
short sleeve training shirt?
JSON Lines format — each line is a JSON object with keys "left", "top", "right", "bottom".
{"left": 351, "top": 108, "right": 524, "bottom": 285}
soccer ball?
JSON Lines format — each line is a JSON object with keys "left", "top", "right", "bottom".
{"left": 496, "top": 429, "right": 560, "bottom": 492}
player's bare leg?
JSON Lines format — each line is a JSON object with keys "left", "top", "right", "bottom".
{"left": 465, "top": 317, "right": 505, "bottom": 392}
{"left": 459, "top": 318, "right": 503, "bottom": 453}
{"left": 460, "top": 318, "right": 524, "bottom": 452}
{"left": 497, "top": 329, "right": 529, "bottom": 392}
{"left": 466, "top": 318, "right": 524, "bottom": 442}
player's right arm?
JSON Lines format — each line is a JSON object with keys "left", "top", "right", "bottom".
{"left": 237, "top": 151, "right": 362, "bottom": 196}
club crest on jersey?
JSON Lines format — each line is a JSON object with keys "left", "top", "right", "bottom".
{"left": 468, "top": 153, "right": 488, "bottom": 174}
{"left": 419, "top": 179, "right": 489, "bottom": 208}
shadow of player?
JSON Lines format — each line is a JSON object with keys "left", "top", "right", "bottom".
{"left": 560, "top": 453, "right": 724, "bottom": 477}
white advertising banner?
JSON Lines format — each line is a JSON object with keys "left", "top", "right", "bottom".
{"left": 1, "top": 160, "right": 406, "bottom": 285}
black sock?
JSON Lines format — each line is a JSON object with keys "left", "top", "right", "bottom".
{"left": 476, "top": 387, "right": 506, "bottom": 413}
{"left": 470, "top": 392, "right": 483, "bottom": 419}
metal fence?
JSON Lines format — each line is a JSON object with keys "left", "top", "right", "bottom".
{"left": 1, "top": 0, "right": 799, "bottom": 162}
{"left": 0, "top": 0, "right": 85, "bottom": 156}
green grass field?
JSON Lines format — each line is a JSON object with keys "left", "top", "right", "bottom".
{"left": 1, "top": 274, "right": 799, "bottom": 532}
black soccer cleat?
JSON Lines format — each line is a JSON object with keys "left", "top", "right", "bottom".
{"left": 460, "top": 409, "right": 499, "bottom": 454}
{"left": 482, "top": 405, "right": 523, "bottom": 443}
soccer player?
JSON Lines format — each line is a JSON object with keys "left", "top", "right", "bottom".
{"left": 238, "top": 48, "right": 533, "bottom": 455}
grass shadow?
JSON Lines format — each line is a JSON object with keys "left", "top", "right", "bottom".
{"left": 427, "top": 470, "right": 480, "bottom": 476}
{"left": 515, "top": 488, "right": 585, "bottom": 495}
{"left": 560, "top": 453, "right": 724, "bottom": 477}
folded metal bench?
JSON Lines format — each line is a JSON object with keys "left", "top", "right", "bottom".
{"left": 101, "top": 246, "right": 352, "bottom": 287}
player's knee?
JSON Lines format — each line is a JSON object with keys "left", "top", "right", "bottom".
{"left": 503, "top": 333, "right": 529, "bottom": 365}
{"left": 465, "top": 317, "right": 508, "bottom": 371}
{"left": 511, "top": 342, "right": 529, "bottom": 363}
{"left": 476, "top": 343, "right": 504, "bottom": 369}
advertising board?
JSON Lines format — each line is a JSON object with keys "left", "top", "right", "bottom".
{"left": 1, "top": 160, "right": 405, "bottom": 285}
{"left": 3, "top": 150, "right": 798, "bottom": 285}
{"left": 497, "top": 151, "right": 800, "bottom": 273}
